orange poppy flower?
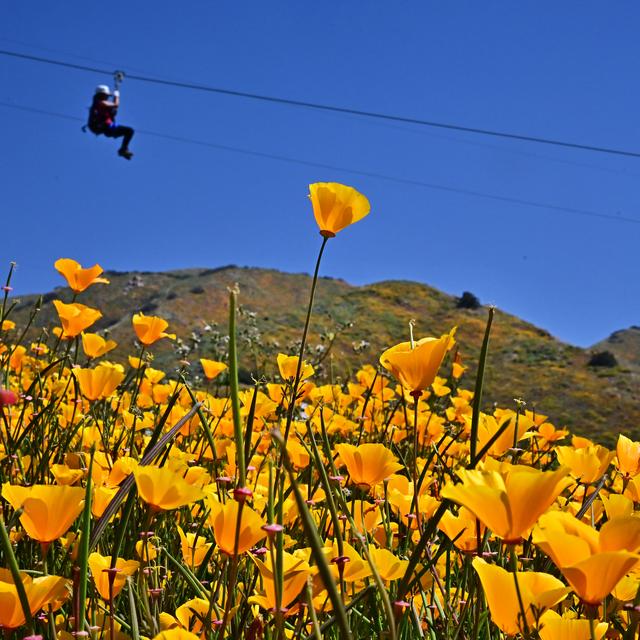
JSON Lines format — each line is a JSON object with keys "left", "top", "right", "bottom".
{"left": 153, "top": 630, "right": 200, "bottom": 640}
{"left": 538, "top": 611, "right": 608, "bottom": 640}
{"left": 380, "top": 330, "right": 455, "bottom": 397}
{"left": 88, "top": 552, "right": 139, "bottom": 600}
{"left": 177, "top": 526, "right": 212, "bottom": 567}
{"left": 208, "top": 499, "right": 265, "bottom": 556}
{"left": 54, "top": 258, "right": 110, "bottom": 292}
{"left": 473, "top": 558, "right": 569, "bottom": 635}
{"left": 368, "top": 547, "right": 408, "bottom": 582}
{"left": 616, "top": 434, "right": 640, "bottom": 478}
{"left": 441, "top": 465, "right": 571, "bottom": 544}
{"left": 133, "top": 465, "right": 205, "bottom": 511}
{"left": 334, "top": 443, "right": 403, "bottom": 492}
{"left": 0, "top": 568, "right": 68, "bottom": 629}
{"left": 308, "top": 182, "right": 370, "bottom": 237}
{"left": 555, "top": 444, "right": 614, "bottom": 484}
{"left": 200, "top": 358, "right": 227, "bottom": 380}
{"left": 277, "top": 353, "right": 314, "bottom": 382}
{"left": 53, "top": 300, "right": 102, "bottom": 338}
{"left": 81, "top": 332, "right": 118, "bottom": 359}
{"left": 249, "top": 549, "right": 311, "bottom": 611}
{"left": 132, "top": 313, "right": 176, "bottom": 346}
{"left": 2, "top": 483, "right": 85, "bottom": 542}
{"left": 74, "top": 363, "right": 125, "bottom": 401}
{"left": 533, "top": 511, "right": 640, "bottom": 604}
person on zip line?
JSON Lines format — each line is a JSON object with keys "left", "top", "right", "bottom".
{"left": 87, "top": 83, "right": 134, "bottom": 160}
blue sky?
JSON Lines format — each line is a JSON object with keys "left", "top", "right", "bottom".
{"left": 1, "top": 2, "right": 638, "bottom": 347}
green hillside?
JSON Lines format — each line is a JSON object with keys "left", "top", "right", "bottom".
{"left": 10, "top": 265, "right": 638, "bottom": 442}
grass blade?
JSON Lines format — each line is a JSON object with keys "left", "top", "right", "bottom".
{"left": 469, "top": 306, "right": 495, "bottom": 465}
{"left": 272, "top": 429, "right": 352, "bottom": 640}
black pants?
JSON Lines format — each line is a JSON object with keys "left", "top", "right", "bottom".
{"left": 103, "top": 125, "right": 134, "bottom": 150}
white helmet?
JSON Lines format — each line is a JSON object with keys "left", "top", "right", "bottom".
{"left": 95, "top": 84, "right": 111, "bottom": 95}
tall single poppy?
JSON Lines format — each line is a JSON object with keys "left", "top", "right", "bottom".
{"left": 308, "top": 182, "right": 370, "bottom": 237}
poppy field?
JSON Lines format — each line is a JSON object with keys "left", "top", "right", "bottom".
{"left": 1, "top": 182, "right": 639, "bottom": 640}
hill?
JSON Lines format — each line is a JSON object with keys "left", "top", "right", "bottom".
{"left": 9, "top": 266, "right": 639, "bottom": 442}
{"left": 592, "top": 326, "right": 640, "bottom": 371}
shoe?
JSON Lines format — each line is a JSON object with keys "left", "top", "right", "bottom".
{"left": 118, "top": 148, "right": 133, "bottom": 160}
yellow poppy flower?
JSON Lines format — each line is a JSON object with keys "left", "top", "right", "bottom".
{"left": 438, "top": 506, "right": 486, "bottom": 553}
{"left": 177, "top": 526, "right": 212, "bottom": 567}
{"left": 555, "top": 444, "right": 614, "bottom": 484}
{"left": 537, "top": 422, "right": 570, "bottom": 446}
{"left": 452, "top": 360, "right": 466, "bottom": 379}
{"left": 1, "top": 483, "right": 85, "bottom": 542}
{"left": 88, "top": 552, "right": 139, "bottom": 600}
{"left": 616, "top": 434, "right": 640, "bottom": 478}
{"left": 106, "top": 457, "right": 139, "bottom": 487}
{"left": 533, "top": 511, "right": 640, "bottom": 604}
{"left": 601, "top": 493, "right": 634, "bottom": 520}
{"left": 8, "top": 345, "right": 26, "bottom": 371}
{"left": 199, "top": 358, "right": 227, "bottom": 380}
{"left": 132, "top": 313, "right": 176, "bottom": 345}
{"left": 0, "top": 568, "right": 68, "bottom": 629}
{"left": 50, "top": 463, "right": 84, "bottom": 486}
{"left": 470, "top": 412, "right": 530, "bottom": 458}
{"left": 277, "top": 353, "right": 314, "bottom": 382}
{"left": 473, "top": 558, "right": 569, "bottom": 635}
{"left": 74, "top": 363, "right": 125, "bottom": 401}
{"left": 334, "top": 443, "right": 403, "bottom": 492}
{"left": 538, "top": 611, "right": 608, "bottom": 640}
{"left": 380, "top": 331, "right": 455, "bottom": 397}
{"left": 53, "top": 300, "right": 103, "bottom": 338}
{"left": 308, "top": 182, "right": 370, "bottom": 237}
{"left": 153, "top": 629, "right": 200, "bottom": 640}
{"left": 250, "top": 549, "right": 311, "bottom": 610}
{"left": 92, "top": 486, "right": 118, "bottom": 518}
{"left": 133, "top": 465, "right": 205, "bottom": 511}
{"left": 208, "top": 499, "right": 265, "bottom": 556}
{"left": 441, "top": 465, "right": 571, "bottom": 543}
{"left": 175, "top": 598, "right": 212, "bottom": 636}
{"left": 368, "top": 547, "right": 408, "bottom": 582}
{"left": 135, "top": 539, "right": 158, "bottom": 561}
{"left": 128, "top": 356, "right": 144, "bottom": 369}
{"left": 81, "top": 332, "right": 118, "bottom": 359}
{"left": 324, "top": 540, "right": 372, "bottom": 583}
{"left": 54, "top": 258, "right": 110, "bottom": 292}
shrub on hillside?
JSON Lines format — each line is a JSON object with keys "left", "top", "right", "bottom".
{"left": 456, "top": 291, "right": 481, "bottom": 309}
{"left": 588, "top": 350, "right": 618, "bottom": 367}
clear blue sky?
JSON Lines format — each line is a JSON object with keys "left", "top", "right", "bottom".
{"left": 2, "top": 2, "right": 638, "bottom": 347}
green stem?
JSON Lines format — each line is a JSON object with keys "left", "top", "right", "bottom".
{"left": 469, "top": 307, "right": 494, "bottom": 464}
{"left": 217, "top": 501, "right": 245, "bottom": 638}
{"left": 282, "top": 235, "right": 329, "bottom": 446}
{"left": 228, "top": 288, "right": 246, "bottom": 487}
{"left": 272, "top": 429, "right": 352, "bottom": 640}
{"left": 76, "top": 449, "right": 94, "bottom": 636}
{"left": 510, "top": 546, "right": 530, "bottom": 637}
{"left": 0, "top": 511, "right": 34, "bottom": 633}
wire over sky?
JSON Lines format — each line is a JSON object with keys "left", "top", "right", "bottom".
{"left": 2, "top": 100, "right": 638, "bottom": 226}
{"left": 3, "top": 48, "right": 640, "bottom": 159}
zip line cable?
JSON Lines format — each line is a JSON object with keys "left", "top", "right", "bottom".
{"left": 3, "top": 48, "right": 640, "bottom": 160}
{"left": 6, "top": 38, "right": 638, "bottom": 179}
{"left": 2, "top": 100, "right": 639, "bottom": 226}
